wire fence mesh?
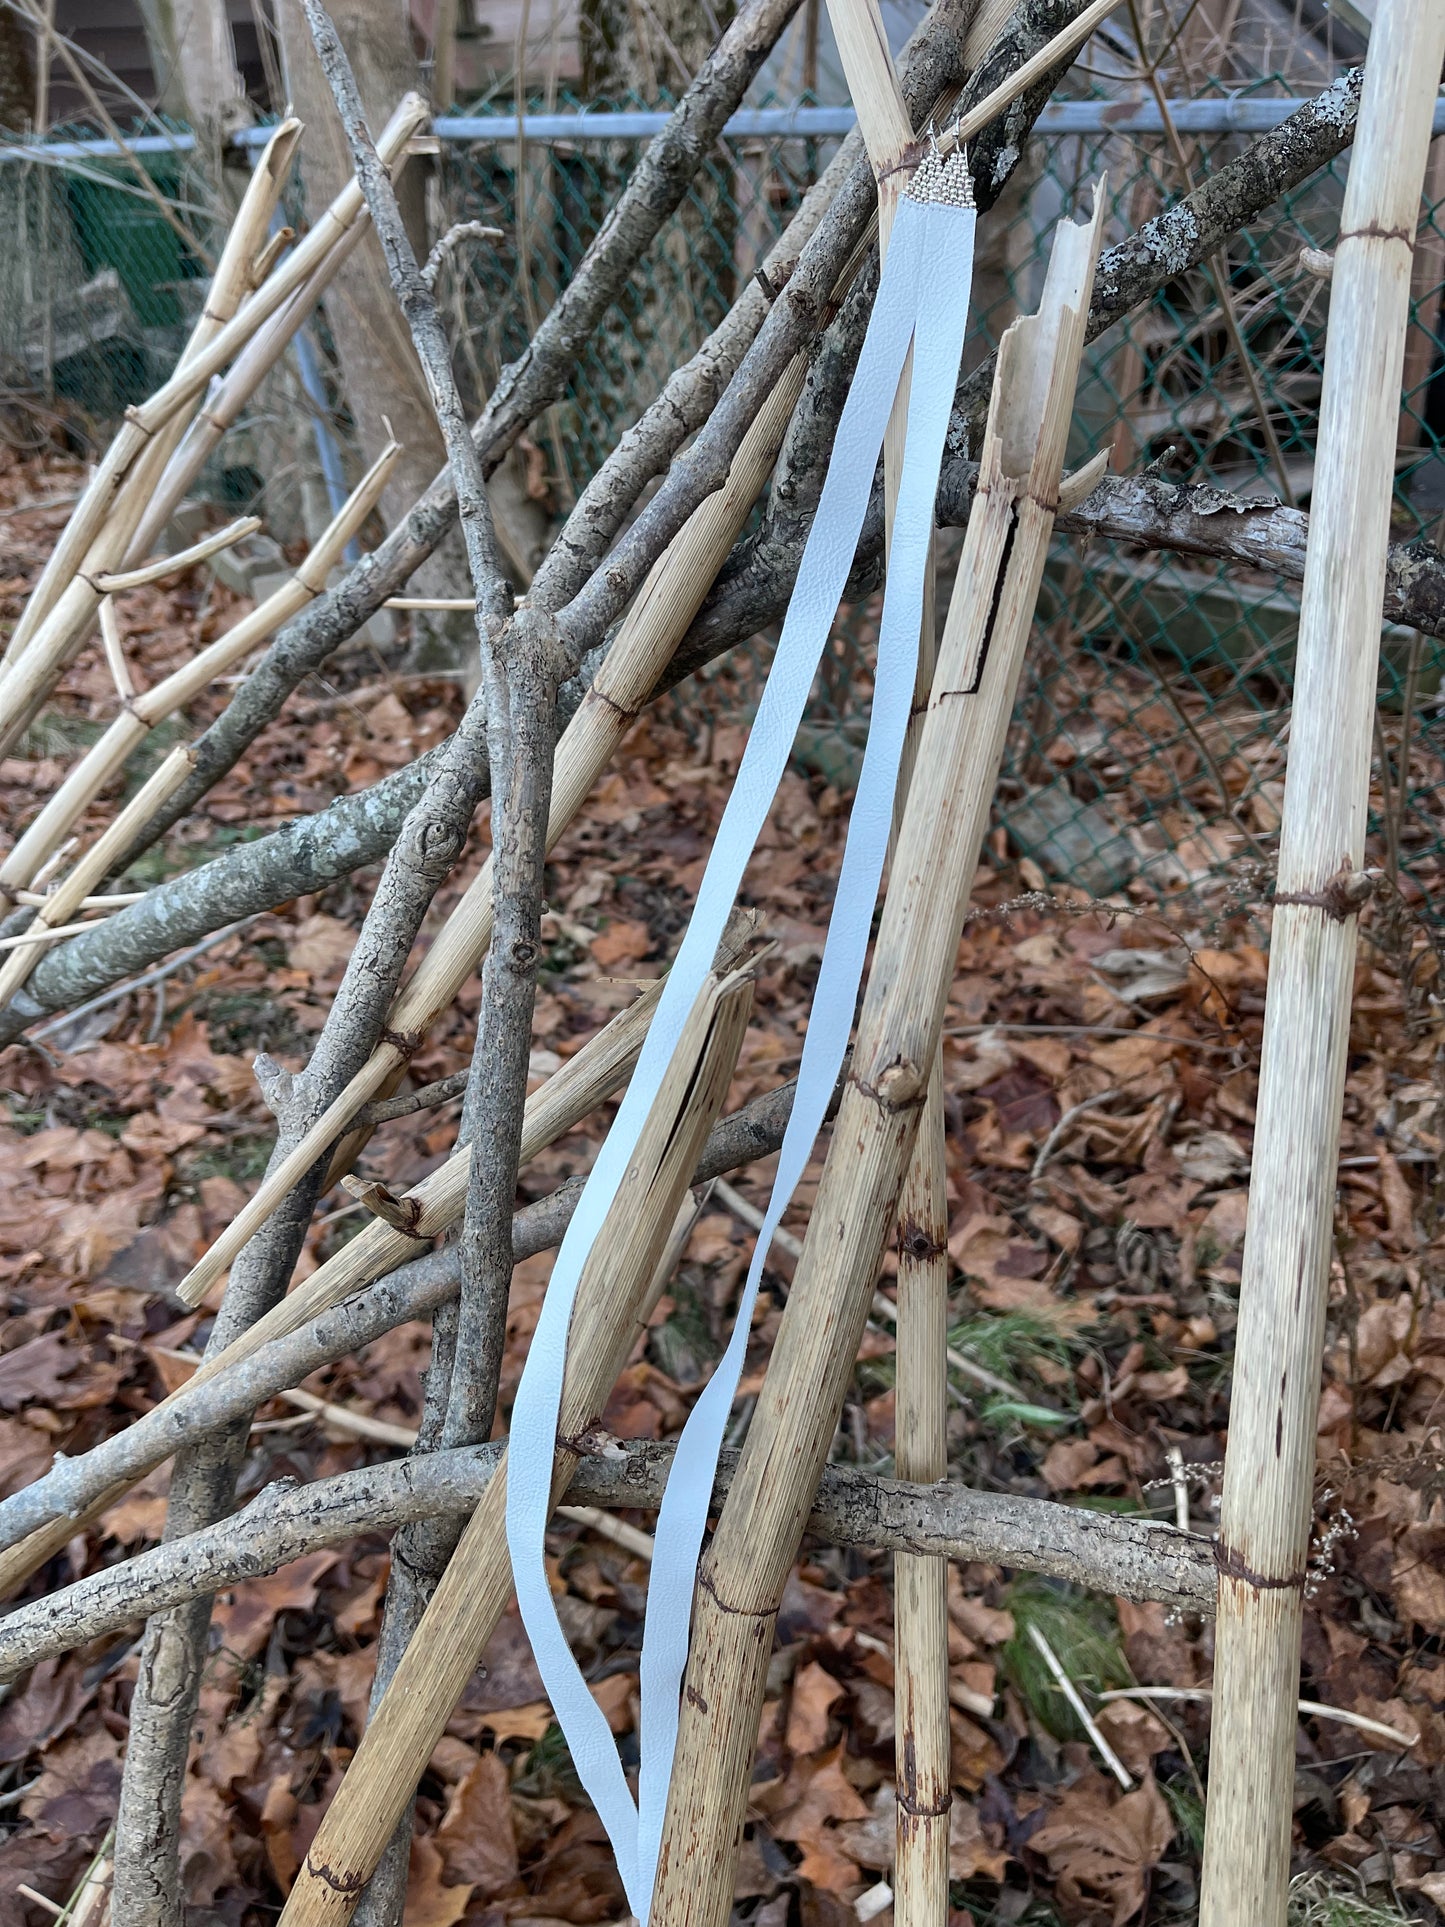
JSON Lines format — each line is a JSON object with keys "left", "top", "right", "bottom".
{"left": 2, "top": 94, "right": 1443, "bottom": 917}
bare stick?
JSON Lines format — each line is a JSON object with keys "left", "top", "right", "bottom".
{"left": 0, "top": 115, "right": 301, "bottom": 666}
{"left": 0, "top": 978, "right": 668, "bottom": 1586}
{"left": 1198, "top": 10, "right": 1445, "bottom": 1926}
{"left": 0, "top": 1441, "right": 1216, "bottom": 1685}
{"left": 0, "top": 747, "right": 193, "bottom": 1007}
{"left": 1027, "top": 1624, "right": 1132, "bottom": 1788}
{"left": 172, "top": 358, "right": 808, "bottom": 1307}
{"left": 0, "top": 100, "right": 425, "bottom": 741}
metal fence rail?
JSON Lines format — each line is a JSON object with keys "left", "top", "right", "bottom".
{"left": 2, "top": 95, "right": 1442, "bottom": 917}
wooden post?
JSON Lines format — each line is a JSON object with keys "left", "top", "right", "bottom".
{"left": 648, "top": 186, "right": 1106, "bottom": 1927}
{"left": 1197, "top": 8, "right": 1445, "bottom": 1926}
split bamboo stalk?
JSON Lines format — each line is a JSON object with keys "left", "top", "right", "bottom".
{"left": 821, "top": 5, "right": 951, "bottom": 1916}
{"left": 647, "top": 186, "right": 1107, "bottom": 1927}
{"left": 274, "top": 951, "right": 758, "bottom": 1927}
{"left": 1197, "top": 8, "right": 1445, "bottom": 1925}
{"left": 0, "top": 442, "right": 401, "bottom": 904}
{"left": 0, "top": 97, "right": 427, "bottom": 746}
{"left": 0, "top": 969, "right": 668, "bottom": 1598}
{"left": 0, "top": 746, "right": 195, "bottom": 1007}
{"left": 95, "top": 514, "right": 263, "bottom": 593}
{"left": 0, "top": 115, "right": 303, "bottom": 670}
{"left": 173, "top": 353, "right": 810, "bottom": 1308}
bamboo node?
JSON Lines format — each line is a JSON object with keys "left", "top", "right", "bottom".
{"left": 698, "top": 1566, "right": 775, "bottom": 1620}
{"left": 1273, "top": 870, "right": 1376, "bottom": 920}
{"left": 1337, "top": 221, "right": 1415, "bottom": 247}
{"left": 304, "top": 1855, "right": 367, "bottom": 1896}
{"left": 898, "top": 1218, "right": 947, "bottom": 1263}
{"left": 1213, "top": 1539, "right": 1305, "bottom": 1592}
{"left": 856, "top": 1061, "right": 929, "bottom": 1113}
{"left": 896, "top": 1786, "right": 953, "bottom": 1819}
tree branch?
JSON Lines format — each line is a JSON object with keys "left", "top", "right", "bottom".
{"left": 0, "top": 1441, "right": 1216, "bottom": 1685}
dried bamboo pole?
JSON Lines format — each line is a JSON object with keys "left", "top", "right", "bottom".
{"left": 0, "top": 98, "right": 427, "bottom": 747}
{"left": 0, "top": 970, "right": 668, "bottom": 1592}
{"left": 0, "top": 115, "right": 303, "bottom": 670}
{"left": 0, "top": 746, "right": 195, "bottom": 1007}
{"left": 173, "top": 354, "right": 809, "bottom": 1308}
{"left": 275, "top": 952, "right": 758, "bottom": 1927}
{"left": 819, "top": 5, "right": 950, "bottom": 1918}
{"left": 125, "top": 215, "right": 380, "bottom": 565}
{"left": 0, "top": 443, "right": 401, "bottom": 904}
{"left": 1197, "top": 9, "right": 1445, "bottom": 1925}
{"left": 648, "top": 187, "right": 1106, "bottom": 1927}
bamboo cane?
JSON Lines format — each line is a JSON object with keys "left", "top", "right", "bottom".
{"left": 0, "top": 98, "right": 427, "bottom": 745}
{"left": 0, "top": 116, "right": 303, "bottom": 670}
{"left": 647, "top": 186, "right": 1106, "bottom": 1927}
{"left": 819, "top": 9, "right": 951, "bottom": 1915}
{"left": 274, "top": 950, "right": 758, "bottom": 1927}
{"left": 0, "top": 442, "right": 401, "bottom": 904}
{"left": 0, "top": 969, "right": 669, "bottom": 1600}
{"left": 1197, "top": 8, "right": 1445, "bottom": 1924}
{"left": 125, "top": 215, "right": 379, "bottom": 565}
{"left": 0, "top": 746, "right": 195, "bottom": 1007}
{"left": 172, "top": 354, "right": 810, "bottom": 1308}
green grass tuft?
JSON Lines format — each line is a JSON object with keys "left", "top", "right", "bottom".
{"left": 1002, "top": 1576, "right": 1131, "bottom": 1742}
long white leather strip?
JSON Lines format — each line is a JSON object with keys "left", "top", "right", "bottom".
{"left": 636, "top": 192, "right": 976, "bottom": 1922}
{"left": 505, "top": 189, "right": 976, "bottom": 1923}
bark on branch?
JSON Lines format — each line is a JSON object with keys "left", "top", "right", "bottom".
{"left": 0, "top": 1440, "right": 1216, "bottom": 1684}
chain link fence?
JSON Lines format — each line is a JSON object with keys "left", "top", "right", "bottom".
{"left": 3, "top": 93, "right": 1443, "bottom": 915}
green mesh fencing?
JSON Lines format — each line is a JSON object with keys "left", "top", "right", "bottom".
{"left": 2, "top": 100, "right": 1442, "bottom": 915}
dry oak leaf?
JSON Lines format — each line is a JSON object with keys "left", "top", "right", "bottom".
{"left": 589, "top": 917, "right": 652, "bottom": 968}
{"left": 0, "top": 1331, "right": 76, "bottom": 1411}
{"left": 405, "top": 1835, "right": 473, "bottom": 1927}
{"left": 19, "top": 1725, "right": 121, "bottom": 1837}
{"left": 786, "top": 1660, "right": 845, "bottom": 1757}
{"left": 0, "top": 1656, "right": 92, "bottom": 1763}
{"left": 1029, "top": 1774, "right": 1173, "bottom": 1926}
{"left": 288, "top": 912, "right": 356, "bottom": 980}
{"left": 1393, "top": 1536, "right": 1445, "bottom": 1636}
{"left": 436, "top": 1750, "right": 521, "bottom": 1897}
{"left": 118, "top": 1111, "right": 207, "bottom": 1157}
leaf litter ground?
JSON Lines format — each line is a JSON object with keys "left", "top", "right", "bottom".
{"left": 2, "top": 446, "right": 1444, "bottom": 1927}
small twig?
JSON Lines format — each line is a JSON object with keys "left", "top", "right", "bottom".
{"left": 1096, "top": 1687, "right": 1418, "bottom": 1749}
{"left": 355, "top": 1068, "right": 470, "bottom": 1127}
{"left": 29, "top": 918, "right": 260, "bottom": 1043}
{"left": 1028, "top": 1623, "right": 1133, "bottom": 1789}
{"left": 1166, "top": 1445, "right": 1190, "bottom": 1533}
{"left": 421, "top": 220, "right": 504, "bottom": 289}
{"left": 93, "top": 514, "right": 262, "bottom": 593}
{"left": 1031, "top": 1088, "right": 1123, "bottom": 1184}
{"left": 97, "top": 597, "right": 136, "bottom": 703}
